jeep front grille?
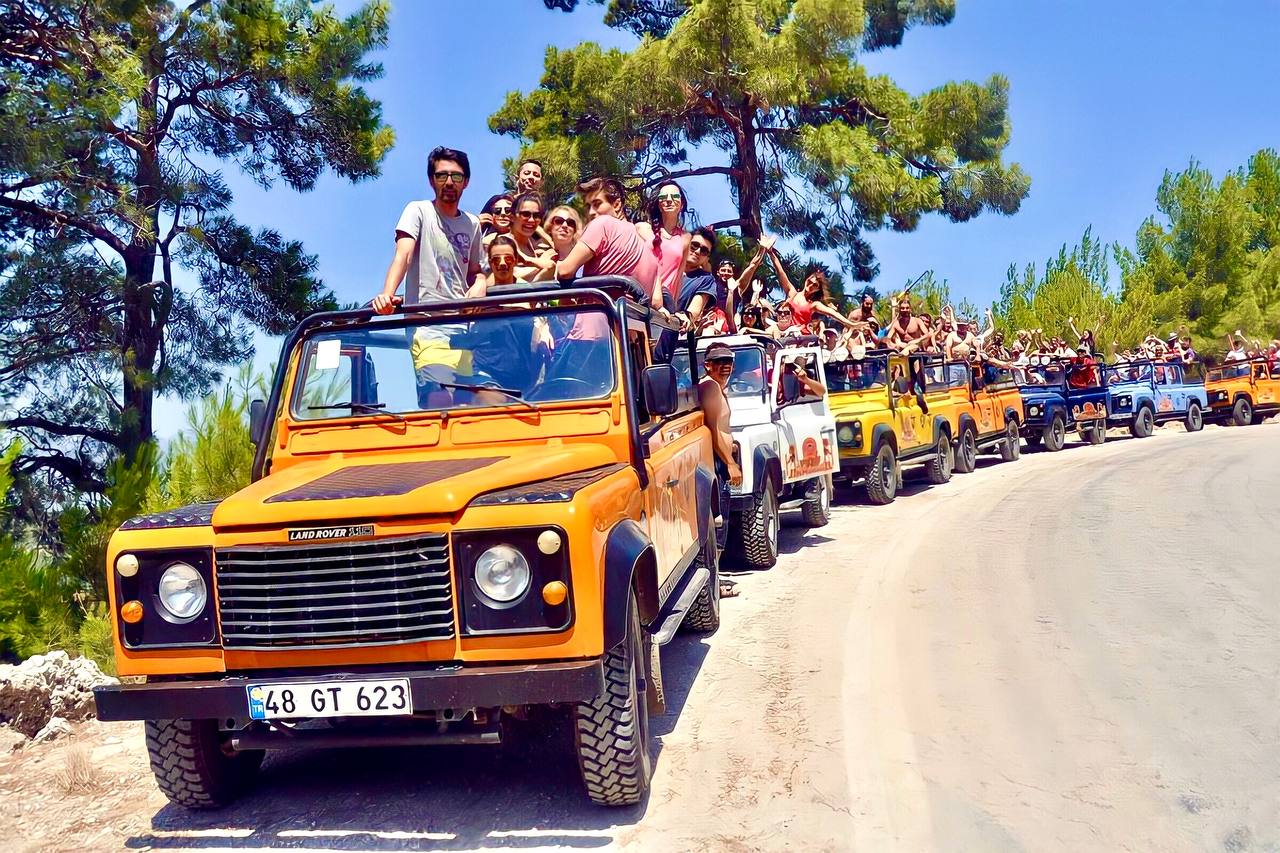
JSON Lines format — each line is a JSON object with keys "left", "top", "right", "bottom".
{"left": 215, "top": 532, "right": 455, "bottom": 649}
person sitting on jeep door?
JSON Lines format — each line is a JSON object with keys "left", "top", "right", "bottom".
{"left": 778, "top": 355, "right": 826, "bottom": 404}
{"left": 699, "top": 342, "right": 742, "bottom": 489}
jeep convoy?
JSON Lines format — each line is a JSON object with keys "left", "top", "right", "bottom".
{"left": 93, "top": 277, "right": 721, "bottom": 809}
{"left": 92, "top": 280, "right": 1267, "bottom": 810}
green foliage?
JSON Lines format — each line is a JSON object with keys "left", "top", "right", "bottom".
{"left": 501, "top": 0, "right": 1028, "bottom": 281}
{"left": 155, "top": 367, "right": 258, "bottom": 509}
{"left": 1, "top": 0, "right": 393, "bottom": 506}
{"left": 1115, "top": 150, "right": 1280, "bottom": 354}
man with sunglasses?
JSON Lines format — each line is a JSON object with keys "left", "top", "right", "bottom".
{"left": 374, "top": 146, "right": 486, "bottom": 406}
{"left": 674, "top": 227, "right": 721, "bottom": 332}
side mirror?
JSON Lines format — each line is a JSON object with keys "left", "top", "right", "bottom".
{"left": 642, "top": 364, "right": 679, "bottom": 417}
{"left": 249, "top": 398, "right": 268, "bottom": 446}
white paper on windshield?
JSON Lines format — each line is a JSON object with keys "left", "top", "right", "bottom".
{"left": 315, "top": 339, "right": 341, "bottom": 371}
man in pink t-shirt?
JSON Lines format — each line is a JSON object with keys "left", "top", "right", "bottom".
{"left": 555, "top": 177, "right": 659, "bottom": 345}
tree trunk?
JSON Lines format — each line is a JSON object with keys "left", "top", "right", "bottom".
{"left": 120, "top": 252, "right": 158, "bottom": 464}
{"left": 732, "top": 105, "right": 764, "bottom": 240}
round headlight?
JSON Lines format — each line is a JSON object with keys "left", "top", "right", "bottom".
{"left": 157, "top": 563, "right": 207, "bottom": 619}
{"left": 837, "top": 426, "right": 854, "bottom": 443}
{"left": 474, "top": 545, "right": 531, "bottom": 603}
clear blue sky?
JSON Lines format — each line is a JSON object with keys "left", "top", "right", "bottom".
{"left": 156, "top": 0, "right": 1280, "bottom": 435}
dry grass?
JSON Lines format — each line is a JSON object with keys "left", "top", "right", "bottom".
{"left": 53, "top": 743, "right": 105, "bottom": 795}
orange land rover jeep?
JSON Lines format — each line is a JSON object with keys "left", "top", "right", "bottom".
{"left": 93, "top": 277, "right": 721, "bottom": 809}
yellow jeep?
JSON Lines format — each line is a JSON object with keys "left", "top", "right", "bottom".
{"left": 824, "top": 350, "right": 957, "bottom": 504}
{"left": 1206, "top": 357, "right": 1280, "bottom": 425}
{"left": 92, "top": 278, "right": 721, "bottom": 809}
{"left": 922, "top": 356, "right": 1024, "bottom": 472}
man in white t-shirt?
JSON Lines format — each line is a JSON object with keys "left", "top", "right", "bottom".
{"left": 373, "top": 147, "right": 485, "bottom": 406}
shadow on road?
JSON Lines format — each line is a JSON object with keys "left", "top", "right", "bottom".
{"left": 126, "top": 640, "right": 714, "bottom": 851}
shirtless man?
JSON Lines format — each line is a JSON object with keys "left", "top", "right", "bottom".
{"left": 699, "top": 342, "right": 742, "bottom": 488}
{"left": 884, "top": 295, "right": 929, "bottom": 351}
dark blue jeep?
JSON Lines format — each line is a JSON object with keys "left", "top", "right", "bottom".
{"left": 1017, "top": 360, "right": 1109, "bottom": 451}
{"left": 1103, "top": 360, "right": 1208, "bottom": 437}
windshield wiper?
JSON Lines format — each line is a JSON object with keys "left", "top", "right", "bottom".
{"left": 308, "top": 401, "right": 408, "bottom": 424}
{"left": 439, "top": 382, "right": 540, "bottom": 412}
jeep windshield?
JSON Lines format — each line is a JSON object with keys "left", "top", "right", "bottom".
{"left": 671, "top": 346, "right": 766, "bottom": 399}
{"left": 824, "top": 355, "right": 889, "bottom": 392}
{"left": 1017, "top": 364, "right": 1066, "bottom": 387}
{"left": 1104, "top": 363, "right": 1153, "bottom": 384}
{"left": 291, "top": 306, "right": 617, "bottom": 420}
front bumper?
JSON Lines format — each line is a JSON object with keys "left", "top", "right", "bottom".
{"left": 93, "top": 659, "right": 604, "bottom": 722}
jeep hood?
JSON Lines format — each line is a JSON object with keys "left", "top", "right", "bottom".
{"left": 1107, "top": 381, "right": 1148, "bottom": 396}
{"left": 211, "top": 444, "right": 619, "bottom": 529}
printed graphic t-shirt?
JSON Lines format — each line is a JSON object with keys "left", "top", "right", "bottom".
{"left": 394, "top": 200, "right": 483, "bottom": 305}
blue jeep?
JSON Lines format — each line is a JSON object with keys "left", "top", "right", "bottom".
{"left": 1017, "top": 360, "right": 1109, "bottom": 451}
{"left": 1103, "top": 360, "right": 1208, "bottom": 437}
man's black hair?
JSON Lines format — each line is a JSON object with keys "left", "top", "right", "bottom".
{"left": 429, "top": 146, "right": 471, "bottom": 179}
{"left": 692, "top": 225, "right": 716, "bottom": 251}
{"left": 518, "top": 158, "right": 543, "bottom": 172}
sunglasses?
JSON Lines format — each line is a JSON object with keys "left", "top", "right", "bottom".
{"left": 550, "top": 216, "right": 577, "bottom": 228}
{"left": 690, "top": 242, "right": 711, "bottom": 256}
{"left": 658, "top": 192, "right": 682, "bottom": 201}
{"left": 432, "top": 171, "right": 466, "bottom": 184}
{"left": 492, "top": 205, "right": 512, "bottom": 215}
{"left": 516, "top": 209, "right": 543, "bottom": 220}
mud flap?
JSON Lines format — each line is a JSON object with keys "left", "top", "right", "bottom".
{"left": 646, "top": 637, "right": 666, "bottom": 715}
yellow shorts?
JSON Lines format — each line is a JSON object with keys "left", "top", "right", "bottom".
{"left": 411, "top": 333, "right": 473, "bottom": 375}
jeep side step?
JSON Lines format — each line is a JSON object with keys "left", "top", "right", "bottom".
{"left": 649, "top": 567, "right": 711, "bottom": 646}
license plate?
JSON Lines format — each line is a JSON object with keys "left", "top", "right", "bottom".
{"left": 246, "top": 679, "right": 412, "bottom": 720}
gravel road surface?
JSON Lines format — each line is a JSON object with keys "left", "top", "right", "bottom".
{"left": 4, "top": 425, "right": 1276, "bottom": 852}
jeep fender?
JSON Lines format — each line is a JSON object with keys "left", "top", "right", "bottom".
{"left": 871, "top": 423, "right": 897, "bottom": 453}
{"left": 1233, "top": 391, "right": 1254, "bottom": 407}
{"left": 931, "top": 415, "right": 951, "bottom": 447}
{"left": 752, "top": 444, "right": 782, "bottom": 496}
{"left": 603, "top": 519, "right": 659, "bottom": 648}
{"left": 957, "top": 412, "right": 977, "bottom": 440}
{"left": 1003, "top": 406, "right": 1020, "bottom": 426}
{"left": 694, "top": 462, "right": 716, "bottom": 542}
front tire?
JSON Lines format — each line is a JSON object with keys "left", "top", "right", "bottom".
{"left": 999, "top": 419, "right": 1022, "bottom": 461}
{"left": 1042, "top": 415, "right": 1066, "bottom": 452}
{"left": 1232, "top": 397, "right": 1253, "bottom": 427}
{"left": 736, "top": 481, "right": 779, "bottom": 569}
{"left": 1086, "top": 422, "right": 1107, "bottom": 444}
{"left": 1131, "top": 406, "right": 1154, "bottom": 438}
{"left": 1185, "top": 401, "right": 1204, "bottom": 432}
{"left": 925, "top": 433, "right": 954, "bottom": 484}
{"left": 799, "top": 474, "right": 832, "bottom": 527}
{"left": 574, "top": 594, "right": 653, "bottom": 806}
{"left": 145, "top": 718, "right": 264, "bottom": 810}
{"left": 864, "top": 442, "right": 898, "bottom": 505}
{"left": 954, "top": 427, "right": 978, "bottom": 474}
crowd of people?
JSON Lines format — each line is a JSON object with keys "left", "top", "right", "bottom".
{"left": 372, "top": 145, "right": 1280, "bottom": 408}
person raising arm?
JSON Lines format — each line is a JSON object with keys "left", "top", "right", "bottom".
{"left": 767, "top": 249, "right": 859, "bottom": 330}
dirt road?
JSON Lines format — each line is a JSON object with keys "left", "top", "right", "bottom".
{"left": 3, "top": 425, "right": 1277, "bottom": 851}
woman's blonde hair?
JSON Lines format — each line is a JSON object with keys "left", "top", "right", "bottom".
{"left": 543, "top": 204, "right": 582, "bottom": 233}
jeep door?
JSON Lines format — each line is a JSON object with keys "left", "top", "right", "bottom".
{"left": 770, "top": 346, "right": 838, "bottom": 483}
{"left": 964, "top": 363, "right": 1001, "bottom": 436}
{"left": 889, "top": 357, "right": 930, "bottom": 451}
{"left": 1154, "top": 364, "right": 1180, "bottom": 416}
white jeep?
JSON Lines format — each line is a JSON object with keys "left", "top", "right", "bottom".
{"left": 677, "top": 335, "right": 838, "bottom": 568}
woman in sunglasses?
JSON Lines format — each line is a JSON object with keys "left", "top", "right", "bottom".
{"left": 766, "top": 249, "right": 862, "bottom": 333}
{"left": 543, "top": 205, "right": 582, "bottom": 264}
{"left": 510, "top": 192, "right": 556, "bottom": 282}
{"left": 635, "top": 180, "right": 691, "bottom": 302}
{"left": 479, "top": 194, "right": 515, "bottom": 245}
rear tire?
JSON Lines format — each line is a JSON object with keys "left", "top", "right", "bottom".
{"left": 1131, "top": 406, "right": 1154, "bottom": 438}
{"left": 799, "top": 475, "right": 832, "bottom": 527}
{"left": 954, "top": 428, "right": 978, "bottom": 474}
{"left": 1042, "top": 415, "right": 1066, "bottom": 452}
{"left": 864, "top": 442, "right": 898, "bottom": 505}
{"left": 1185, "top": 401, "right": 1204, "bottom": 432}
{"left": 574, "top": 594, "right": 652, "bottom": 806}
{"left": 736, "top": 481, "right": 779, "bottom": 569}
{"left": 999, "top": 419, "right": 1021, "bottom": 461}
{"left": 681, "top": 523, "right": 720, "bottom": 633}
{"left": 925, "top": 433, "right": 954, "bottom": 484}
{"left": 1232, "top": 397, "right": 1252, "bottom": 427}
{"left": 145, "top": 718, "right": 264, "bottom": 810}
